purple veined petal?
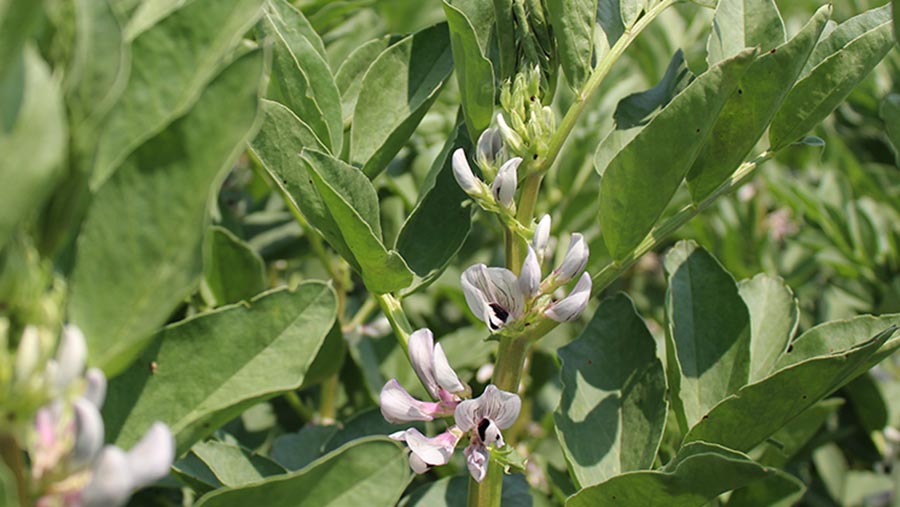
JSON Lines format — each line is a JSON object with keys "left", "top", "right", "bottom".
{"left": 380, "top": 379, "right": 442, "bottom": 423}
{"left": 55, "top": 325, "right": 87, "bottom": 390}
{"left": 461, "top": 265, "right": 491, "bottom": 326}
{"left": 81, "top": 447, "right": 134, "bottom": 507}
{"left": 545, "top": 272, "right": 592, "bottom": 323}
{"left": 532, "top": 214, "right": 551, "bottom": 258}
{"left": 478, "top": 385, "right": 521, "bottom": 430}
{"left": 125, "top": 422, "right": 174, "bottom": 488}
{"left": 403, "top": 428, "right": 461, "bottom": 466}
{"left": 461, "top": 264, "right": 525, "bottom": 331}
{"left": 518, "top": 245, "right": 541, "bottom": 298}
{"left": 464, "top": 442, "right": 490, "bottom": 483}
{"left": 432, "top": 343, "right": 464, "bottom": 394}
{"left": 454, "top": 397, "right": 481, "bottom": 433}
{"left": 408, "top": 329, "right": 439, "bottom": 398}
{"left": 491, "top": 157, "right": 521, "bottom": 208}
{"left": 476, "top": 128, "right": 503, "bottom": 166}
{"left": 452, "top": 149, "right": 481, "bottom": 195}
{"left": 71, "top": 398, "right": 105, "bottom": 468}
{"left": 554, "top": 233, "right": 589, "bottom": 283}
{"left": 83, "top": 368, "right": 107, "bottom": 408}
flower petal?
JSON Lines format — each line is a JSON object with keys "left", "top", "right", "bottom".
{"left": 554, "top": 233, "right": 589, "bottom": 283}
{"left": 380, "top": 379, "right": 441, "bottom": 423}
{"left": 491, "top": 157, "right": 520, "bottom": 208}
{"left": 518, "top": 245, "right": 541, "bottom": 297}
{"left": 532, "top": 214, "right": 551, "bottom": 258}
{"left": 125, "top": 422, "right": 175, "bottom": 488}
{"left": 452, "top": 149, "right": 481, "bottom": 195}
{"left": 461, "top": 264, "right": 525, "bottom": 331}
{"left": 454, "top": 398, "right": 481, "bottom": 432}
{"left": 84, "top": 368, "right": 108, "bottom": 408}
{"left": 408, "top": 452, "right": 430, "bottom": 474}
{"left": 403, "top": 428, "right": 460, "bottom": 466}
{"left": 479, "top": 385, "right": 521, "bottom": 430}
{"left": 545, "top": 272, "right": 592, "bottom": 323}
{"left": 464, "top": 442, "right": 490, "bottom": 483}
{"left": 433, "top": 343, "right": 465, "bottom": 394}
{"left": 476, "top": 128, "right": 503, "bottom": 167}
{"left": 81, "top": 447, "right": 134, "bottom": 507}
{"left": 408, "top": 329, "right": 438, "bottom": 398}
{"left": 55, "top": 325, "right": 87, "bottom": 391}
{"left": 71, "top": 398, "right": 105, "bottom": 468}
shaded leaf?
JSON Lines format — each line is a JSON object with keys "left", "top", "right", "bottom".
{"left": 756, "top": 399, "right": 843, "bottom": 468}
{"left": 554, "top": 293, "right": 667, "bottom": 488}
{"left": 738, "top": 274, "right": 799, "bottom": 383}
{"left": 103, "top": 282, "right": 337, "bottom": 453}
{"left": 203, "top": 226, "right": 266, "bottom": 306}
{"left": 400, "top": 474, "right": 531, "bottom": 507}
{"left": 881, "top": 93, "right": 900, "bottom": 166}
{"left": 271, "top": 425, "right": 338, "bottom": 471}
{"left": 191, "top": 440, "right": 286, "bottom": 487}
{"left": 726, "top": 472, "right": 805, "bottom": 507}
{"left": 612, "top": 50, "right": 692, "bottom": 130}
{"left": 443, "top": 2, "right": 494, "bottom": 139}
{"left": 706, "top": 0, "right": 786, "bottom": 65}
{"left": 546, "top": 0, "right": 595, "bottom": 90}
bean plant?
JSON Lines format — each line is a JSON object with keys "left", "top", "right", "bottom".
{"left": 1, "top": 0, "right": 899, "bottom": 506}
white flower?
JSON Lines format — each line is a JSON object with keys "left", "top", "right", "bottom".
{"left": 518, "top": 246, "right": 541, "bottom": 298}
{"left": 532, "top": 214, "right": 551, "bottom": 261}
{"left": 53, "top": 325, "right": 87, "bottom": 391}
{"left": 491, "top": 157, "right": 521, "bottom": 208}
{"left": 476, "top": 128, "right": 503, "bottom": 168}
{"left": 552, "top": 233, "right": 589, "bottom": 284}
{"left": 452, "top": 149, "right": 481, "bottom": 196}
{"left": 496, "top": 113, "right": 524, "bottom": 153}
{"left": 380, "top": 379, "right": 447, "bottom": 424}
{"left": 461, "top": 264, "right": 525, "bottom": 332}
{"left": 454, "top": 385, "right": 521, "bottom": 482}
{"left": 390, "top": 427, "right": 462, "bottom": 474}
{"left": 545, "top": 272, "right": 592, "bottom": 322}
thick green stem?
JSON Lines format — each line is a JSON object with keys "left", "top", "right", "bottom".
{"left": 508, "top": 173, "right": 544, "bottom": 271}
{"left": 375, "top": 293, "right": 413, "bottom": 352}
{"left": 319, "top": 374, "right": 339, "bottom": 424}
{"left": 1, "top": 434, "right": 28, "bottom": 507}
{"left": 467, "top": 462, "right": 504, "bottom": 507}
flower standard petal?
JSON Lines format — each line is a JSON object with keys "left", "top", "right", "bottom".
{"left": 408, "top": 329, "right": 438, "bottom": 398}
{"left": 491, "top": 157, "right": 521, "bottom": 208}
{"left": 380, "top": 379, "right": 442, "bottom": 423}
{"left": 433, "top": 343, "right": 465, "bottom": 394}
{"left": 55, "top": 325, "right": 87, "bottom": 391}
{"left": 464, "top": 442, "right": 490, "bottom": 482}
{"left": 452, "top": 149, "right": 481, "bottom": 195}
{"left": 518, "top": 245, "right": 541, "bottom": 297}
{"left": 478, "top": 385, "right": 521, "bottom": 430}
{"left": 554, "top": 233, "right": 589, "bottom": 283}
{"left": 545, "top": 272, "right": 592, "bottom": 323}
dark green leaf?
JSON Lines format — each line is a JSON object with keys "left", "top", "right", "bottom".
{"left": 546, "top": 0, "right": 595, "bottom": 90}
{"left": 598, "top": 49, "right": 755, "bottom": 260}
{"left": 738, "top": 274, "right": 799, "bottom": 382}
{"left": 621, "top": 0, "right": 646, "bottom": 28}
{"left": 0, "top": 0, "right": 41, "bottom": 76}
{"left": 90, "top": 0, "right": 266, "bottom": 188}
{"left": 396, "top": 123, "right": 472, "bottom": 291}
{"left": 191, "top": 440, "right": 286, "bottom": 487}
{"left": 596, "top": 0, "right": 625, "bottom": 47}
{"left": 443, "top": 2, "right": 494, "bottom": 139}
{"left": 302, "top": 150, "right": 414, "bottom": 293}
{"left": 664, "top": 241, "right": 751, "bottom": 431}
{"left": 555, "top": 293, "right": 667, "bottom": 487}
{"left": 687, "top": 6, "right": 829, "bottom": 201}
{"left": 566, "top": 442, "right": 771, "bottom": 507}
{"left": 683, "top": 325, "right": 899, "bottom": 452}
{"left": 775, "top": 314, "right": 900, "bottom": 369}
{"left": 725, "top": 472, "right": 805, "bottom": 507}
{"left": 261, "top": 0, "right": 342, "bottom": 155}
{"left": 203, "top": 226, "right": 266, "bottom": 306}
{"left": 103, "top": 282, "right": 337, "bottom": 453}
{"left": 194, "top": 438, "right": 410, "bottom": 507}
{"left": 350, "top": 23, "right": 453, "bottom": 178}
{"left": 611, "top": 50, "right": 692, "bottom": 130}
{"left": 271, "top": 425, "right": 338, "bottom": 471}
{"left": 71, "top": 49, "right": 264, "bottom": 376}
{"left": 756, "top": 399, "right": 842, "bottom": 468}
{"left": 400, "top": 474, "right": 531, "bottom": 507}
{"left": 769, "top": 7, "right": 894, "bottom": 150}
{"left": 880, "top": 93, "right": 900, "bottom": 166}
{"left": 706, "top": 0, "right": 786, "bottom": 65}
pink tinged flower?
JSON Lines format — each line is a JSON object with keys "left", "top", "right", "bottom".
{"left": 545, "top": 272, "right": 592, "bottom": 322}
{"left": 408, "top": 329, "right": 465, "bottom": 400}
{"left": 518, "top": 246, "right": 541, "bottom": 298}
{"left": 452, "top": 149, "right": 481, "bottom": 196}
{"left": 454, "top": 385, "right": 521, "bottom": 482}
{"left": 380, "top": 379, "right": 445, "bottom": 423}
{"left": 461, "top": 264, "right": 525, "bottom": 332}
{"left": 464, "top": 443, "right": 490, "bottom": 482}
{"left": 390, "top": 427, "right": 462, "bottom": 474}
{"left": 554, "top": 233, "right": 589, "bottom": 283}
{"left": 491, "top": 157, "right": 521, "bottom": 208}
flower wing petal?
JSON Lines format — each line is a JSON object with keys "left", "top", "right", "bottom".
{"left": 433, "top": 343, "right": 465, "bottom": 394}
{"left": 380, "top": 379, "right": 440, "bottom": 423}
{"left": 480, "top": 385, "right": 521, "bottom": 429}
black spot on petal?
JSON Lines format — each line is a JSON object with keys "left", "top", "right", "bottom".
{"left": 477, "top": 418, "right": 490, "bottom": 441}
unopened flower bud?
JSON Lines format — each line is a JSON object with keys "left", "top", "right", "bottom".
{"left": 125, "top": 422, "right": 175, "bottom": 487}
{"left": 491, "top": 158, "right": 521, "bottom": 208}
{"left": 518, "top": 246, "right": 541, "bottom": 297}
{"left": 15, "top": 326, "right": 41, "bottom": 382}
{"left": 554, "top": 233, "right": 589, "bottom": 283}
{"left": 496, "top": 114, "right": 524, "bottom": 154}
{"left": 452, "top": 149, "right": 481, "bottom": 196}
{"left": 545, "top": 273, "right": 592, "bottom": 322}
{"left": 71, "top": 398, "right": 104, "bottom": 468}
{"left": 84, "top": 368, "right": 107, "bottom": 408}
{"left": 532, "top": 214, "right": 551, "bottom": 259}
{"left": 476, "top": 128, "right": 503, "bottom": 168}
{"left": 55, "top": 325, "right": 87, "bottom": 391}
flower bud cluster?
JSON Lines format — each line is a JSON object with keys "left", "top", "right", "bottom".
{"left": 453, "top": 143, "right": 523, "bottom": 216}
{"left": 461, "top": 215, "right": 592, "bottom": 334}
{"left": 498, "top": 66, "right": 557, "bottom": 160}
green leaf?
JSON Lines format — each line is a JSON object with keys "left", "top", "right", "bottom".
{"left": 302, "top": 150, "right": 414, "bottom": 293}
{"left": 706, "top": 0, "right": 786, "bottom": 65}
{"left": 664, "top": 241, "right": 751, "bottom": 431}
{"left": 271, "top": 425, "right": 338, "bottom": 471}
{"left": 67, "top": 0, "right": 129, "bottom": 126}
{"left": 203, "top": 226, "right": 266, "bottom": 306}
{"left": 261, "top": 0, "right": 342, "bottom": 155}
{"left": 71, "top": 50, "right": 264, "bottom": 376}
{"left": 0, "top": 0, "right": 42, "bottom": 76}
{"left": 725, "top": 472, "right": 805, "bottom": 507}
{"left": 801, "top": 5, "right": 891, "bottom": 77}
{"left": 596, "top": 0, "right": 625, "bottom": 47}
{"left": 775, "top": 314, "right": 900, "bottom": 369}
{"left": 89, "top": 0, "right": 266, "bottom": 189}
{"left": 0, "top": 459, "right": 17, "bottom": 507}
{"left": 546, "top": 0, "right": 595, "bottom": 90}
{"left": 443, "top": 2, "right": 494, "bottom": 139}
{"left": 566, "top": 442, "right": 771, "bottom": 507}
{"left": 738, "top": 274, "right": 799, "bottom": 383}
{"left": 335, "top": 36, "right": 394, "bottom": 125}
{"left": 194, "top": 437, "right": 410, "bottom": 507}
{"left": 880, "top": 93, "right": 900, "bottom": 166}
{"left": 686, "top": 6, "right": 829, "bottom": 201}
{"left": 190, "top": 440, "right": 286, "bottom": 487}
{"left": 103, "top": 282, "right": 337, "bottom": 453}
{"left": 756, "top": 399, "right": 842, "bottom": 468}
{"left": 768, "top": 6, "right": 894, "bottom": 150}
{"left": 0, "top": 47, "right": 67, "bottom": 251}
{"left": 301, "top": 322, "right": 346, "bottom": 388}
{"left": 350, "top": 23, "right": 453, "bottom": 178}
{"left": 611, "top": 50, "right": 692, "bottom": 130}
{"left": 621, "top": 0, "right": 647, "bottom": 28}
{"left": 400, "top": 474, "right": 532, "bottom": 507}
{"left": 682, "top": 325, "right": 899, "bottom": 452}
{"left": 554, "top": 293, "right": 667, "bottom": 488}
{"left": 395, "top": 122, "right": 472, "bottom": 291}
{"left": 598, "top": 49, "right": 755, "bottom": 260}
{"left": 894, "top": 0, "right": 899, "bottom": 44}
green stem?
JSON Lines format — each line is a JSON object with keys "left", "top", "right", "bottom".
{"left": 508, "top": 173, "right": 544, "bottom": 271}
{"left": 319, "top": 374, "right": 339, "bottom": 424}
{"left": 284, "top": 391, "right": 316, "bottom": 422}
{"left": 1, "top": 434, "right": 28, "bottom": 507}
{"left": 467, "top": 462, "right": 504, "bottom": 507}
{"left": 375, "top": 293, "right": 413, "bottom": 352}
{"left": 342, "top": 297, "right": 378, "bottom": 334}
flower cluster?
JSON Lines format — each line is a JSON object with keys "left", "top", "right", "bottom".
{"left": 497, "top": 66, "right": 557, "bottom": 160}
{"left": 452, "top": 132, "right": 523, "bottom": 216}
{"left": 379, "top": 329, "right": 521, "bottom": 482}
{"left": 13, "top": 325, "right": 175, "bottom": 507}
{"left": 462, "top": 216, "right": 592, "bottom": 334}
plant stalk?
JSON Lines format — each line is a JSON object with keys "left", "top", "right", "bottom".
{"left": 0, "top": 434, "right": 28, "bottom": 507}
{"left": 375, "top": 293, "right": 413, "bottom": 352}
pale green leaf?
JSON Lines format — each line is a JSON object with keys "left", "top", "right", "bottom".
{"left": 738, "top": 274, "right": 799, "bottom": 382}
{"left": 0, "top": 0, "right": 42, "bottom": 75}
{"left": 335, "top": 36, "right": 394, "bottom": 125}
{"left": 621, "top": 0, "right": 647, "bottom": 28}
{"left": 706, "top": 0, "right": 786, "bottom": 65}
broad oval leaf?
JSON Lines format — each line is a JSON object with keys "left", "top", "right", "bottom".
{"left": 443, "top": 2, "right": 495, "bottom": 139}
{"left": 302, "top": 150, "right": 414, "bottom": 294}
{"left": 194, "top": 437, "right": 410, "bottom": 507}
{"left": 89, "top": 0, "right": 266, "bottom": 189}
{"left": 683, "top": 324, "right": 899, "bottom": 452}
{"left": 187, "top": 440, "right": 286, "bottom": 488}
{"left": 738, "top": 274, "right": 799, "bottom": 383}
{"left": 768, "top": 6, "right": 894, "bottom": 150}
{"left": 554, "top": 293, "right": 667, "bottom": 488}
{"left": 706, "top": 0, "right": 786, "bottom": 65}
{"left": 664, "top": 241, "right": 751, "bottom": 431}
{"left": 203, "top": 226, "right": 266, "bottom": 306}
{"left": 103, "top": 282, "right": 338, "bottom": 453}
{"left": 546, "top": 0, "right": 595, "bottom": 91}
{"left": 566, "top": 442, "right": 773, "bottom": 507}
{"left": 598, "top": 49, "right": 755, "bottom": 260}
{"left": 71, "top": 50, "right": 264, "bottom": 376}
{"left": 350, "top": 22, "right": 453, "bottom": 178}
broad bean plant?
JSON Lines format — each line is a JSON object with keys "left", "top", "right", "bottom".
{"left": 1, "top": 0, "right": 899, "bottom": 506}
